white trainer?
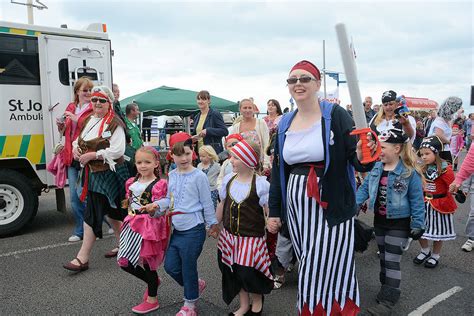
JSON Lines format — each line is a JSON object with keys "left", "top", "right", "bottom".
{"left": 68, "top": 235, "right": 81, "bottom": 242}
{"left": 461, "top": 239, "right": 474, "bottom": 252}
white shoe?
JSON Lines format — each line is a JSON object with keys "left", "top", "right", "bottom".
{"left": 461, "top": 239, "right": 474, "bottom": 252}
{"left": 107, "top": 228, "right": 114, "bottom": 235}
{"left": 68, "top": 235, "right": 82, "bottom": 242}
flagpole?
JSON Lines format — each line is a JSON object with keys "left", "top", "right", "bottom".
{"left": 323, "top": 40, "right": 327, "bottom": 99}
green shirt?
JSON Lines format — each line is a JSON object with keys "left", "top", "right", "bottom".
{"left": 125, "top": 117, "right": 143, "bottom": 150}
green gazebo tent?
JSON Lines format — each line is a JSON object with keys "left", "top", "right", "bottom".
{"left": 120, "top": 85, "right": 239, "bottom": 117}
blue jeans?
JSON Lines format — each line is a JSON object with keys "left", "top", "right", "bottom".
{"left": 164, "top": 223, "right": 206, "bottom": 301}
{"left": 67, "top": 166, "right": 86, "bottom": 237}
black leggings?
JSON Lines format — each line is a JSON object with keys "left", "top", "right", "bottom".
{"left": 121, "top": 263, "right": 159, "bottom": 297}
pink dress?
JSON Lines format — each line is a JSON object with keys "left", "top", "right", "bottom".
{"left": 117, "top": 177, "right": 168, "bottom": 270}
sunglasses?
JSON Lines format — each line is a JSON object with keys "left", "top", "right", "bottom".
{"left": 91, "top": 97, "right": 108, "bottom": 104}
{"left": 286, "top": 76, "right": 316, "bottom": 85}
{"left": 82, "top": 89, "right": 91, "bottom": 93}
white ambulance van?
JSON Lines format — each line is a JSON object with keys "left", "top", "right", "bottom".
{"left": 0, "top": 20, "right": 113, "bottom": 236}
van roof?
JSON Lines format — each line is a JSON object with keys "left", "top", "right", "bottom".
{"left": 0, "top": 20, "right": 109, "bottom": 40}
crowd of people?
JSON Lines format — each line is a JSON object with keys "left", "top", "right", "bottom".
{"left": 50, "top": 60, "right": 473, "bottom": 316}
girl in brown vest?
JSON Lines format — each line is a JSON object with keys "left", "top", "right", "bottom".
{"left": 216, "top": 140, "right": 273, "bottom": 316}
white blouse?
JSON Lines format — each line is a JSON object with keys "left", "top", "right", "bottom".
{"left": 219, "top": 173, "right": 269, "bottom": 207}
{"left": 283, "top": 121, "right": 325, "bottom": 165}
{"left": 129, "top": 179, "right": 154, "bottom": 211}
{"left": 72, "top": 116, "right": 126, "bottom": 170}
{"left": 428, "top": 117, "right": 452, "bottom": 150}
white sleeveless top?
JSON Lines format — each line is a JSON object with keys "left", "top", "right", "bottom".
{"left": 283, "top": 121, "right": 325, "bottom": 165}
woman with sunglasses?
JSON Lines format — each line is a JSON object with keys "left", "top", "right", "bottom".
{"left": 55, "top": 77, "right": 94, "bottom": 243}
{"left": 192, "top": 90, "right": 229, "bottom": 155}
{"left": 267, "top": 60, "right": 376, "bottom": 316}
{"left": 63, "top": 86, "right": 130, "bottom": 272}
{"left": 369, "top": 90, "right": 416, "bottom": 142}
{"left": 228, "top": 99, "right": 271, "bottom": 173}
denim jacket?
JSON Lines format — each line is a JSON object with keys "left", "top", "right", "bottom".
{"left": 356, "top": 160, "right": 425, "bottom": 230}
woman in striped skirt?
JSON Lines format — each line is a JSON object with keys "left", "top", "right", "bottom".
{"left": 216, "top": 139, "right": 273, "bottom": 316}
{"left": 267, "top": 60, "right": 376, "bottom": 316}
{"left": 117, "top": 147, "right": 169, "bottom": 314}
{"left": 415, "top": 136, "right": 457, "bottom": 269}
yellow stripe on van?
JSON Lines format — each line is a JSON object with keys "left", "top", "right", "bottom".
{"left": 26, "top": 135, "right": 45, "bottom": 164}
{"left": 0, "top": 134, "right": 45, "bottom": 164}
{"left": 2, "top": 135, "right": 23, "bottom": 158}
{"left": 9, "top": 28, "right": 28, "bottom": 35}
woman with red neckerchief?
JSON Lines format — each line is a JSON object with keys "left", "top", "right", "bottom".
{"left": 63, "top": 86, "right": 129, "bottom": 272}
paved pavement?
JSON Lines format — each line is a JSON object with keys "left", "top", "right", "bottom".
{"left": 1, "top": 184, "right": 473, "bottom": 315}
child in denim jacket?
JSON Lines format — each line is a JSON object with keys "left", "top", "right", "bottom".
{"left": 356, "top": 128, "right": 425, "bottom": 315}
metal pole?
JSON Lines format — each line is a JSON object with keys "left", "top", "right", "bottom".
{"left": 27, "top": 0, "right": 34, "bottom": 24}
{"left": 323, "top": 40, "right": 327, "bottom": 99}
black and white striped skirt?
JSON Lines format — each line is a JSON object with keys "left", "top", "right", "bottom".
{"left": 118, "top": 223, "right": 142, "bottom": 268}
{"left": 423, "top": 202, "right": 456, "bottom": 241}
{"left": 287, "top": 173, "right": 359, "bottom": 315}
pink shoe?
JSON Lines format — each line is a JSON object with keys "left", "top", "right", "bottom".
{"left": 176, "top": 306, "right": 197, "bottom": 316}
{"left": 143, "top": 276, "right": 162, "bottom": 301}
{"left": 132, "top": 299, "right": 159, "bottom": 314}
{"left": 198, "top": 278, "right": 206, "bottom": 296}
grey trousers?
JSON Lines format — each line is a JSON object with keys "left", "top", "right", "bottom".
{"left": 467, "top": 194, "right": 474, "bottom": 239}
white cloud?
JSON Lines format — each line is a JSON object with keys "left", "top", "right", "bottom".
{"left": 1, "top": 0, "right": 472, "bottom": 114}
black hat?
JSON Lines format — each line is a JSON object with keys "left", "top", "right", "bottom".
{"left": 379, "top": 128, "right": 408, "bottom": 144}
{"left": 420, "top": 136, "right": 443, "bottom": 154}
{"left": 382, "top": 90, "right": 397, "bottom": 103}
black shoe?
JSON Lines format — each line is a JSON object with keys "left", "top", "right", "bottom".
{"left": 413, "top": 251, "right": 431, "bottom": 264}
{"left": 245, "top": 296, "right": 264, "bottom": 316}
{"left": 424, "top": 257, "right": 439, "bottom": 268}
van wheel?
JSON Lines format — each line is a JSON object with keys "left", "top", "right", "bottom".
{"left": 0, "top": 170, "right": 38, "bottom": 236}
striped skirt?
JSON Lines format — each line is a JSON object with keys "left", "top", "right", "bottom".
{"left": 423, "top": 202, "right": 456, "bottom": 241}
{"left": 118, "top": 223, "right": 143, "bottom": 268}
{"left": 217, "top": 228, "right": 274, "bottom": 304}
{"left": 287, "top": 173, "right": 359, "bottom": 316}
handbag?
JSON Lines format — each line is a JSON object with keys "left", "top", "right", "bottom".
{"left": 53, "top": 126, "right": 66, "bottom": 155}
{"left": 354, "top": 219, "right": 374, "bottom": 253}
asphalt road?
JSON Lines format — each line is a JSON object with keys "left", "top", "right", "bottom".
{"left": 1, "top": 186, "right": 473, "bottom": 315}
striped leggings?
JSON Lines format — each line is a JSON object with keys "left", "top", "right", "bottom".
{"left": 374, "top": 227, "right": 409, "bottom": 289}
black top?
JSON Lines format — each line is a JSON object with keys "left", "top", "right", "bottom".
{"left": 192, "top": 107, "right": 229, "bottom": 154}
{"left": 374, "top": 170, "right": 410, "bottom": 230}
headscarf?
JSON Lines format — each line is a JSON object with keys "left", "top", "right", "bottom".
{"left": 290, "top": 60, "right": 321, "bottom": 80}
{"left": 230, "top": 140, "right": 259, "bottom": 169}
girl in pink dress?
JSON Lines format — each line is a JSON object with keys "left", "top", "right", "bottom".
{"left": 117, "top": 146, "right": 169, "bottom": 314}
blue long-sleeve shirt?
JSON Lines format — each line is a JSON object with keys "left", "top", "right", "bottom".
{"left": 155, "top": 168, "right": 217, "bottom": 231}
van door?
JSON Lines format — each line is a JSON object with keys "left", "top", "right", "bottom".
{"left": 37, "top": 34, "right": 112, "bottom": 185}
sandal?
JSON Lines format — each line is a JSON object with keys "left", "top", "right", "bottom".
{"left": 104, "top": 247, "right": 119, "bottom": 258}
{"left": 63, "top": 257, "right": 89, "bottom": 272}
{"left": 424, "top": 257, "right": 439, "bottom": 268}
{"left": 413, "top": 251, "right": 431, "bottom": 265}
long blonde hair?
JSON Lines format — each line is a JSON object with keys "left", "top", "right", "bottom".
{"left": 373, "top": 105, "right": 386, "bottom": 126}
{"left": 399, "top": 142, "right": 424, "bottom": 183}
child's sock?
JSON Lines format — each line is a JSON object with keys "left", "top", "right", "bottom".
{"left": 431, "top": 253, "right": 440, "bottom": 260}
{"left": 184, "top": 300, "right": 196, "bottom": 309}
{"left": 416, "top": 248, "right": 430, "bottom": 260}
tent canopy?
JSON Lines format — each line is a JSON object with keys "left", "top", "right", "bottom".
{"left": 120, "top": 85, "right": 239, "bottom": 117}
{"left": 405, "top": 97, "right": 438, "bottom": 112}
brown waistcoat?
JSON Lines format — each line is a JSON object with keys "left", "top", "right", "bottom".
{"left": 223, "top": 174, "right": 266, "bottom": 237}
{"left": 77, "top": 116, "right": 124, "bottom": 172}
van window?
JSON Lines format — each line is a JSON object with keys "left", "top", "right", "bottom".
{"left": 58, "top": 58, "right": 99, "bottom": 86}
{"left": 0, "top": 33, "right": 40, "bottom": 85}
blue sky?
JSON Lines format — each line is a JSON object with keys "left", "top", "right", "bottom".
{"left": 1, "top": 0, "right": 472, "bottom": 113}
